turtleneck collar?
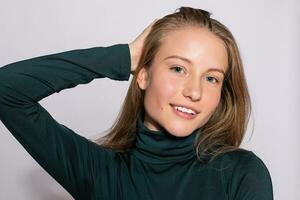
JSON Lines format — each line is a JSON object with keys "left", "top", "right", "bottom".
{"left": 131, "top": 115, "right": 198, "bottom": 164}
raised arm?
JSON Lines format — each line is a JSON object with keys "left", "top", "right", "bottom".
{"left": 0, "top": 44, "right": 132, "bottom": 199}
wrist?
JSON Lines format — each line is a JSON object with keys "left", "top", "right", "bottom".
{"left": 129, "top": 43, "right": 138, "bottom": 72}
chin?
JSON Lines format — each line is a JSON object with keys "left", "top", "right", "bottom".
{"left": 165, "top": 126, "right": 196, "bottom": 138}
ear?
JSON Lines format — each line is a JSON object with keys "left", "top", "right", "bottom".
{"left": 136, "top": 67, "right": 149, "bottom": 90}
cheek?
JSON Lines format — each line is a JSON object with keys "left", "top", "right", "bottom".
{"left": 144, "top": 75, "right": 180, "bottom": 111}
{"left": 196, "top": 89, "right": 222, "bottom": 128}
{"left": 204, "top": 88, "right": 222, "bottom": 112}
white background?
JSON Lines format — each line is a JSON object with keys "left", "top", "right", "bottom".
{"left": 0, "top": 0, "right": 299, "bottom": 199}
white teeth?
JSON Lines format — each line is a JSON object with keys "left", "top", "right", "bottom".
{"left": 174, "top": 106, "right": 196, "bottom": 115}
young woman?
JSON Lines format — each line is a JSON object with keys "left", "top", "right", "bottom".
{"left": 0, "top": 7, "right": 273, "bottom": 200}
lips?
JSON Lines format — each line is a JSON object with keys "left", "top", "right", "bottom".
{"left": 171, "top": 104, "right": 198, "bottom": 120}
{"left": 170, "top": 104, "right": 200, "bottom": 114}
{"left": 169, "top": 103, "right": 200, "bottom": 120}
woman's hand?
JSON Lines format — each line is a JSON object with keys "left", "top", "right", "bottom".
{"left": 129, "top": 19, "right": 157, "bottom": 73}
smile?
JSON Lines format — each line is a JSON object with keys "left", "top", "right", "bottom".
{"left": 174, "top": 106, "right": 196, "bottom": 115}
{"left": 170, "top": 104, "right": 199, "bottom": 120}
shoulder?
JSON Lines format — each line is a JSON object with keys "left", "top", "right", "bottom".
{"left": 215, "top": 149, "right": 273, "bottom": 199}
{"left": 219, "top": 148, "right": 268, "bottom": 169}
{"left": 216, "top": 148, "right": 272, "bottom": 181}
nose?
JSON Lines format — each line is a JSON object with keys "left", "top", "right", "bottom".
{"left": 182, "top": 75, "right": 202, "bottom": 102}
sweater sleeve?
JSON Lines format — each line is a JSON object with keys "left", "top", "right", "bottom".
{"left": 0, "top": 44, "right": 131, "bottom": 199}
{"left": 229, "top": 151, "right": 274, "bottom": 200}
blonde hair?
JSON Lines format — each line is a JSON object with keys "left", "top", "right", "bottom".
{"left": 94, "top": 6, "right": 252, "bottom": 163}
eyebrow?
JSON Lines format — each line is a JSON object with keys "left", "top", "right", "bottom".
{"left": 164, "top": 55, "right": 226, "bottom": 76}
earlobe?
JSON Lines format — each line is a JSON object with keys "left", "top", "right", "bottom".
{"left": 137, "top": 67, "right": 149, "bottom": 90}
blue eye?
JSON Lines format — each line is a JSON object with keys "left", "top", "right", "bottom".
{"left": 170, "top": 65, "right": 184, "bottom": 74}
{"left": 206, "top": 76, "right": 219, "bottom": 84}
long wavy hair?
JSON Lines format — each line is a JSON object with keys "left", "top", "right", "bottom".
{"left": 94, "top": 6, "right": 252, "bottom": 163}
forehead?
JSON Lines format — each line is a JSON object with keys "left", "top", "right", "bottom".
{"left": 155, "top": 26, "right": 228, "bottom": 72}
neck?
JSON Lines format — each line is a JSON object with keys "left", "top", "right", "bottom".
{"left": 131, "top": 116, "right": 197, "bottom": 164}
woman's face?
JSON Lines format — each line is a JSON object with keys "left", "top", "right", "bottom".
{"left": 137, "top": 26, "right": 228, "bottom": 137}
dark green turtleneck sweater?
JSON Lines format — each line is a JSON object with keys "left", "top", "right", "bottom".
{"left": 0, "top": 44, "right": 273, "bottom": 199}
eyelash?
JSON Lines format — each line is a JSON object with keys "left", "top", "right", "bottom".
{"left": 169, "top": 65, "right": 220, "bottom": 84}
{"left": 206, "top": 76, "right": 219, "bottom": 84}
{"left": 170, "top": 65, "right": 185, "bottom": 74}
